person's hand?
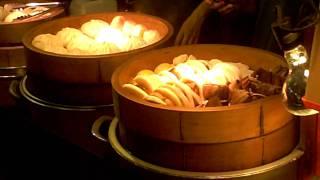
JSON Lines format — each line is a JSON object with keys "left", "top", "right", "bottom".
{"left": 175, "top": 1, "right": 235, "bottom": 45}
{"left": 205, "top": 0, "right": 236, "bottom": 15}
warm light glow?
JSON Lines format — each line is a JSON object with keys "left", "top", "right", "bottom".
{"left": 285, "top": 44, "right": 308, "bottom": 66}
{"left": 175, "top": 63, "right": 197, "bottom": 81}
{"left": 203, "top": 68, "right": 227, "bottom": 85}
{"left": 95, "top": 27, "right": 129, "bottom": 49}
{"left": 299, "top": 56, "right": 307, "bottom": 64}
{"left": 32, "top": 16, "right": 162, "bottom": 55}
{"left": 304, "top": 69, "right": 310, "bottom": 77}
{"left": 293, "top": 61, "right": 299, "bottom": 66}
{"left": 26, "top": 3, "right": 39, "bottom": 7}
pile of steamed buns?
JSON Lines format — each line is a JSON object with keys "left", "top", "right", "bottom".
{"left": 32, "top": 16, "right": 161, "bottom": 55}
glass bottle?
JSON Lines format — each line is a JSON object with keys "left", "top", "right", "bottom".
{"left": 282, "top": 44, "right": 318, "bottom": 116}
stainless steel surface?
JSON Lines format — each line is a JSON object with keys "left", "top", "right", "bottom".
{"left": 91, "top": 115, "right": 113, "bottom": 142}
{"left": 13, "top": 2, "right": 64, "bottom": 9}
{"left": 0, "top": 66, "right": 26, "bottom": 79}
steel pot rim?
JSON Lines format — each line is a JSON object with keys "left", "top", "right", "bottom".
{"left": 19, "top": 75, "right": 113, "bottom": 111}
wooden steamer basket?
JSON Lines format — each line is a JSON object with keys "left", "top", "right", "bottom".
{"left": 22, "top": 12, "right": 173, "bottom": 106}
{"left": 0, "top": 5, "right": 65, "bottom": 45}
{"left": 111, "top": 44, "right": 298, "bottom": 172}
{"left": 18, "top": 75, "right": 114, "bottom": 157}
{"left": 18, "top": 12, "right": 172, "bottom": 157}
{"left": 0, "top": 4, "right": 65, "bottom": 107}
{"left": 0, "top": 46, "right": 26, "bottom": 107}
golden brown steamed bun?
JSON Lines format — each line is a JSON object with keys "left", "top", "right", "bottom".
{"left": 4, "top": 10, "right": 25, "bottom": 22}
{"left": 126, "top": 36, "right": 146, "bottom": 50}
{"left": 131, "top": 24, "right": 146, "bottom": 38}
{"left": 143, "top": 30, "right": 161, "bottom": 44}
{"left": 56, "top": 27, "right": 85, "bottom": 47}
{"left": 66, "top": 34, "right": 120, "bottom": 55}
{"left": 32, "top": 34, "right": 67, "bottom": 54}
{"left": 80, "top": 19, "right": 109, "bottom": 39}
{"left": 122, "top": 20, "right": 136, "bottom": 36}
{"left": 66, "top": 33, "right": 96, "bottom": 54}
{"left": 110, "top": 15, "right": 125, "bottom": 29}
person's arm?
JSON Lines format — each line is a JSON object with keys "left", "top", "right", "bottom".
{"left": 174, "top": 0, "right": 234, "bottom": 45}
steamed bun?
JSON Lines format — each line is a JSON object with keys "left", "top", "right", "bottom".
{"left": 32, "top": 34, "right": 67, "bottom": 54}
{"left": 56, "top": 27, "right": 85, "bottom": 47}
{"left": 110, "top": 15, "right": 125, "bottom": 29}
{"left": 31, "top": 16, "right": 162, "bottom": 55}
{"left": 81, "top": 19, "right": 109, "bottom": 39}
{"left": 66, "top": 33, "right": 95, "bottom": 52}
{"left": 143, "top": 30, "right": 161, "bottom": 44}
{"left": 4, "top": 10, "right": 25, "bottom": 22}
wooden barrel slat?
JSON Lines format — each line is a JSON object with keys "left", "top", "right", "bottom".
{"left": 262, "top": 96, "right": 293, "bottom": 134}
{"left": 120, "top": 129, "right": 185, "bottom": 170}
{"left": 25, "top": 76, "right": 114, "bottom": 106}
{"left": 262, "top": 118, "right": 299, "bottom": 164}
{"left": 0, "top": 46, "right": 26, "bottom": 107}
{"left": 118, "top": 95, "right": 182, "bottom": 141}
{"left": 108, "top": 117, "right": 302, "bottom": 180}
{"left": 181, "top": 104, "right": 261, "bottom": 143}
{"left": 0, "top": 46, "right": 26, "bottom": 67}
{"left": 121, "top": 118, "right": 298, "bottom": 172}
{"left": 19, "top": 76, "right": 115, "bottom": 157}
{"left": 184, "top": 138, "right": 263, "bottom": 172}
{"left": 0, "top": 49, "right": 10, "bottom": 67}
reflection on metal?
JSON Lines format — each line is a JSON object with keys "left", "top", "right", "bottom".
{"left": 91, "top": 115, "right": 114, "bottom": 142}
{"left": 108, "top": 117, "right": 304, "bottom": 179}
{"left": 0, "top": 66, "right": 26, "bottom": 79}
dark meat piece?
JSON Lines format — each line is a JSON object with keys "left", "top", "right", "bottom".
{"left": 252, "top": 65, "right": 288, "bottom": 87}
{"left": 203, "top": 84, "right": 220, "bottom": 99}
{"left": 203, "top": 84, "right": 229, "bottom": 101}
{"left": 229, "top": 89, "right": 250, "bottom": 105}
{"left": 272, "top": 66, "right": 289, "bottom": 86}
{"left": 206, "top": 96, "right": 222, "bottom": 107}
{"left": 248, "top": 77, "right": 282, "bottom": 96}
{"left": 253, "top": 68, "right": 273, "bottom": 83}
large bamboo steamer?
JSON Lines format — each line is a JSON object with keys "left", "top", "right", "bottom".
{"left": 18, "top": 75, "right": 114, "bottom": 157}
{"left": 111, "top": 44, "right": 297, "bottom": 172}
{"left": 22, "top": 12, "right": 173, "bottom": 105}
{"left": 22, "top": 12, "right": 173, "bottom": 84}
{"left": 0, "top": 5, "right": 65, "bottom": 46}
{"left": 108, "top": 118, "right": 303, "bottom": 180}
{"left": 0, "top": 3, "right": 65, "bottom": 107}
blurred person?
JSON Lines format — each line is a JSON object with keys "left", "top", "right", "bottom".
{"left": 118, "top": 0, "right": 318, "bottom": 54}
{"left": 176, "top": 0, "right": 319, "bottom": 54}
{"left": 117, "top": 0, "right": 201, "bottom": 43}
{"left": 175, "top": 0, "right": 259, "bottom": 47}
